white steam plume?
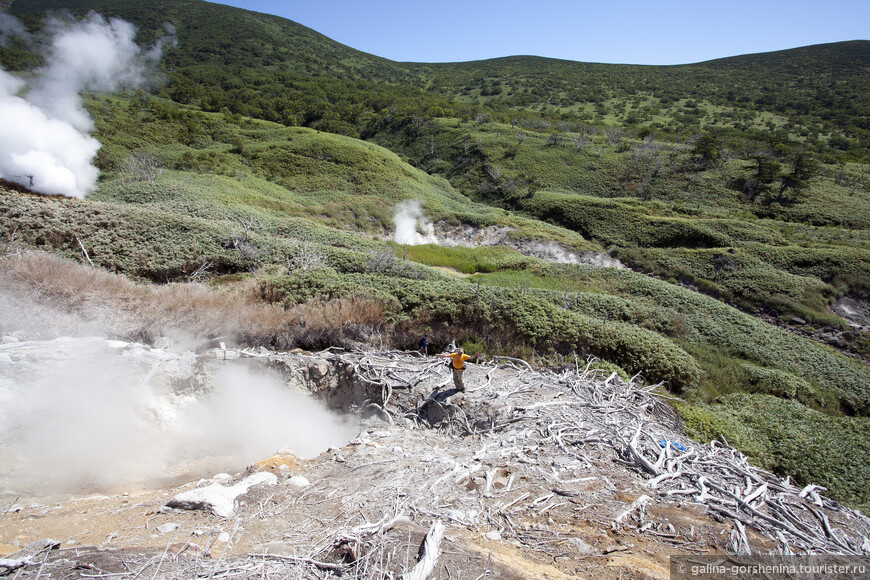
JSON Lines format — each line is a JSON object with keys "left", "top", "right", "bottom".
{"left": 0, "top": 13, "right": 27, "bottom": 44}
{"left": 392, "top": 200, "right": 438, "bottom": 245}
{"left": 0, "top": 69, "right": 101, "bottom": 196}
{"left": 0, "top": 13, "right": 165, "bottom": 198}
{"left": 521, "top": 240, "right": 626, "bottom": 268}
{"left": 0, "top": 338, "right": 358, "bottom": 493}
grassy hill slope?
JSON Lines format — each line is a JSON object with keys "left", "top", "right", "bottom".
{"left": 7, "top": 0, "right": 869, "bottom": 156}
{"left": 411, "top": 41, "right": 870, "bottom": 146}
{"left": 2, "top": 94, "right": 869, "bottom": 509}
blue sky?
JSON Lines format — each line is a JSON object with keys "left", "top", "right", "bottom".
{"left": 210, "top": 0, "right": 869, "bottom": 65}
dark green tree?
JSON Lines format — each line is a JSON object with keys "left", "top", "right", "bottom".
{"left": 691, "top": 132, "right": 722, "bottom": 170}
{"left": 745, "top": 153, "right": 782, "bottom": 202}
{"left": 775, "top": 153, "right": 818, "bottom": 203}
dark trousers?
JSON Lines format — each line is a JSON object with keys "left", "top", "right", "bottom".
{"left": 452, "top": 368, "right": 465, "bottom": 390}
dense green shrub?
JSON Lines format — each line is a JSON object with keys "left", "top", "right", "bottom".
{"left": 564, "top": 266, "right": 870, "bottom": 411}
{"left": 254, "top": 270, "right": 702, "bottom": 389}
{"left": 0, "top": 189, "right": 254, "bottom": 281}
{"left": 740, "top": 364, "right": 826, "bottom": 407}
{"left": 623, "top": 246, "right": 838, "bottom": 322}
{"left": 743, "top": 243, "right": 870, "bottom": 296}
{"left": 519, "top": 192, "right": 732, "bottom": 248}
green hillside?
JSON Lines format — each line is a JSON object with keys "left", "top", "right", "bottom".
{"left": 410, "top": 42, "right": 870, "bottom": 148}
{"left": 2, "top": 0, "right": 870, "bottom": 510}
{"left": 7, "top": 0, "right": 869, "bottom": 157}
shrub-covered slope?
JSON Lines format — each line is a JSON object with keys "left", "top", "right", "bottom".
{"left": 2, "top": 0, "right": 870, "bottom": 510}
{"left": 3, "top": 96, "right": 870, "bottom": 508}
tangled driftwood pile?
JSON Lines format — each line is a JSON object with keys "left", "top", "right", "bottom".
{"left": 327, "top": 350, "right": 870, "bottom": 553}
{"left": 2, "top": 345, "right": 869, "bottom": 578}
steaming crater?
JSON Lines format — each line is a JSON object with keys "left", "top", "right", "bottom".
{"left": 392, "top": 199, "right": 438, "bottom": 245}
{"left": 387, "top": 200, "right": 623, "bottom": 268}
{"left": 435, "top": 222, "right": 626, "bottom": 268}
{"left": 0, "top": 336, "right": 358, "bottom": 495}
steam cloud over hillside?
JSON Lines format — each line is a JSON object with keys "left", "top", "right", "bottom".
{"left": 0, "top": 13, "right": 26, "bottom": 42}
{"left": 392, "top": 200, "right": 438, "bottom": 245}
{"left": 0, "top": 13, "right": 170, "bottom": 198}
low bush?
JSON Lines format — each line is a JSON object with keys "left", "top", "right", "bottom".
{"left": 519, "top": 192, "right": 731, "bottom": 248}
{"left": 743, "top": 243, "right": 870, "bottom": 297}
{"left": 257, "top": 270, "right": 702, "bottom": 389}
{"left": 582, "top": 266, "right": 870, "bottom": 411}
{"left": 623, "top": 246, "right": 838, "bottom": 322}
{"left": 740, "top": 363, "right": 827, "bottom": 408}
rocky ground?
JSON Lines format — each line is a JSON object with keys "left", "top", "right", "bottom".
{"left": 430, "top": 222, "right": 626, "bottom": 269}
{"left": 752, "top": 296, "right": 870, "bottom": 362}
{"left": 1, "top": 339, "right": 869, "bottom": 579}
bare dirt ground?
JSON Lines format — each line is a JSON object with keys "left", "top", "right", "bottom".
{"left": 2, "top": 345, "right": 869, "bottom": 579}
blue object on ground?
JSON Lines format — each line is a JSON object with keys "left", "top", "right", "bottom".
{"left": 658, "top": 440, "right": 686, "bottom": 452}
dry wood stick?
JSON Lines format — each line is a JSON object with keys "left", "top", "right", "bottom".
{"left": 704, "top": 479, "right": 827, "bottom": 550}
{"left": 74, "top": 233, "right": 94, "bottom": 267}
{"left": 401, "top": 519, "right": 445, "bottom": 580}
{"left": 253, "top": 554, "right": 346, "bottom": 572}
{"left": 33, "top": 548, "right": 51, "bottom": 580}
{"left": 612, "top": 494, "right": 651, "bottom": 531}
{"left": 492, "top": 356, "right": 533, "bottom": 371}
{"left": 627, "top": 424, "right": 659, "bottom": 476}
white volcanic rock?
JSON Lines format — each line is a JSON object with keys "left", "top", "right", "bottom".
{"left": 167, "top": 472, "right": 278, "bottom": 517}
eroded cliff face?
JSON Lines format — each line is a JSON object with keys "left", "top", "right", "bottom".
{"left": 1, "top": 340, "right": 868, "bottom": 579}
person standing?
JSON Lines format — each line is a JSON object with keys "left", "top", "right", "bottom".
{"left": 436, "top": 347, "right": 478, "bottom": 392}
{"left": 418, "top": 333, "right": 429, "bottom": 355}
